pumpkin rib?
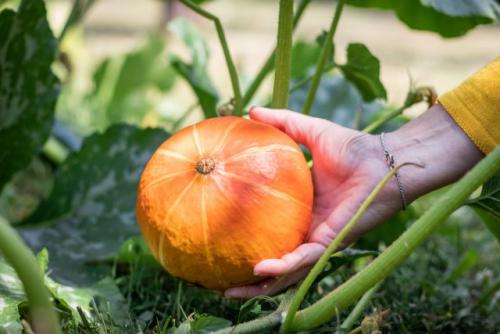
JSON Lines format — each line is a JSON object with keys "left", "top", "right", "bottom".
{"left": 192, "top": 124, "right": 204, "bottom": 156}
{"left": 200, "top": 180, "right": 223, "bottom": 286}
{"left": 209, "top": 118, "right": 244, "bottom": 155}
{"left": 160, "top": 174, "right": 199, "bottom": 230}
{"left": 157, "top": 149, "right": 195, "bottom": 163}
{"left": 158, "top": 174, "right": 199, "bottom": 266}
{"left": 144, "top": 170, "right": 192, "bottom": 190}
{"left": 218, "top": 170, "right": 311, "bottom": 209}
{"left": 224, "top": 144, "right": 300, "bottom": 163}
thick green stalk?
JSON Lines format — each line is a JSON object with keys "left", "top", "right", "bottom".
{"left": 302, "top": 0, "right": 345, "bottom": 115}
{"left": 179, "top": 0, "right": 243, "bottom": 116}
{"left": 291, "top": 147, "right": 500, "bottom": 331}
{"left": 272, "top": 0, "right": 294, "bottom": 108}
{"left": 337, "top": 281, "right": 382, "bottom": 333}
{"left": 280, "top": 164, "right": 409, "bottom": 333}
{"left": 242, "top": 0, "right": 311, "bottom": 107}
{"left": 0, "top": 216, "right": 61, "bottom": 334}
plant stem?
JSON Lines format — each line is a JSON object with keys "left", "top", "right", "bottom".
{"left": 0, "top": 216, "right": 61, "bottom": 334}
{"left": 362, "top": 105, "right": 405, "bottom": 134}
{"left": 362, "top": 85, "right": 436, "bottom": 133}
{"left": 242, "top": 0, "right": 311, "bottom": 107}
{"left": 272, "top": 0, "right": 294, "bottom": 109}
{"left": 280, "top": 163, "right": 410, "bottom": 333}
{"left": 337, "top": 281, "right": 382, "bottom": 333}
{"left": 214, "top": 312, "right": 282, "bottom": 334}
{"left": 291, "top": 147, "right": 500, "bottom": 331}
{"left": 179, "top": 0, "right": 243, "bottom": 116}
{"left": 302, "top": 0, "right": 345, "bottom": 115}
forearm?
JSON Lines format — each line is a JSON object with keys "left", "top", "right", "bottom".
{"left": 383, "top": 104, "right": 484, "bottom": 203}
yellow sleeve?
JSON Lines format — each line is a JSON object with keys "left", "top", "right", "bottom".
{"left": 439, "top": 57, "right": 500, "bottom": 154}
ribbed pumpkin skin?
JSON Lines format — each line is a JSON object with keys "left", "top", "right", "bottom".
{"left": 136, "top": 116, "right": 313, "bottom": 290}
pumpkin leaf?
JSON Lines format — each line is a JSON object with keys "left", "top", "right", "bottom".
{"left": 467, "top": 171, "right": 500, "bottom": 243}
{"left": 339, "top": 43, "right": 387, "bottom": 102}
{"left": 170, "top": 56, "right": 219, "bottom": 119}
{"left": 346, "top": 0, "right": 500, "bottom": 38}
{"left": 0, "top": 256, "right": 24, "bottom": 334}
{"left": 168, "top": 18, "right": 219, "bottom": 118}
{"left": 86, "top": 35, "right": 176, "bottom": 130}
{"left": 171, "top": 315, "right": 231, "bottom": 334}
{"left": 472, "top": 208, "right": 500, "bottom": 244}
{"left": 468, "top": 171, "right": 500, "bottom": 219}
{"left": 190, "top": 316, "right": 232, "bottom": 333}
{"left": 36, "top": 249, "right": 94, "bottom": 321}
{"left": 0, "top": 249, "right": 96, "bottom": 332}
{"left": 290, "top": 73, "right": 381, "bottom": 129}
{"left": 0, "top": 0, "right": 59, "bottom": 192}
{"left": 290, "top": 40, "right": 322, "bottom": 80}
{"left": 19, "top": 124, "right": 168, "bottom": 285}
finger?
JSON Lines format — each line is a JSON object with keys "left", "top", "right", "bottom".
{"left": 253, "top": 243, "right": 325, "bottom": 277}
{"left": 225, "top": 266, "right": 312, "bottom": 298}
{"left": 249, "top": 107, "right": 328, "bottom": 147}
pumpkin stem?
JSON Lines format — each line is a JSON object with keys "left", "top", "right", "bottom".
{"left": 196, "top": 158, "right": 216, "bottom": 175}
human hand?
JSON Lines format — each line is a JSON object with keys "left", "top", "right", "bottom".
{"left": 224, "top": 104, "right": 482, "bottom": 298}
{"left": 224, "top": 107, "right": 403, "bottom": 298}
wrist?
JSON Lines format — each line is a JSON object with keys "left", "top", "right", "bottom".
{"left": 382, "top": 104, "right": 483, "bottom": 203}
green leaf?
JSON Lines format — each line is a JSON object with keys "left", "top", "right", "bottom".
{"left": 468, "top": 171, "right": 500, "bottom": 242}
{"left": 468, "top": 172, "right": 500, "bottom": 219}
{"left": 87, "top": 35, "right": 176, "bottom": 130}
{"left": 20, "top": 124, "right": 168, "bottom": 284}
{"left": 168, "top": 18, "right": 219, "bottom": 118}
{"left": 339, "top": 43, "right": 386, "bottom": 101}
{"left": 346, "top": 0, "right": 500, "bottom": 38}
{"left": 190, "top": 316, "right": 232, "bottom": 333}
{"left": 290, "top": 40, "right": 322, "bottom": 80}
{"left": 0, "top": 0, "right": 59, "bottom": 191}
{"left": 0, "top": 256, "right": 24, "bottom": 334}
{"left": 115, "top": 236, "right": 159, "bottom": 268}
{"left": 473, "top": 208, "right": 500, "bottom": 243}
{"left": 91, "top": 277, "right": 131, "bottom": 328}
{"left": 290, "top": 74, "right": 383, "bottom": 129}
{"left": 171, "top": 55, "right": 219, "bottom": 118}
{"left": 36, "top": 249, "right": 93, "bottom": 322}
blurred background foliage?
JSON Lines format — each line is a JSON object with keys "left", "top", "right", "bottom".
{"left": 0, "top": 0, "right": 499, "bottom": 333}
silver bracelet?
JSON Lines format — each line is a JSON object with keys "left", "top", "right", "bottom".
{"left": 380, "top": 132, "right": 407, "bottom": 210}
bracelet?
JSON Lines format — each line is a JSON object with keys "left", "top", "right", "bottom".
{"left": 380, "top": 132, "right": 407, "bottom": 210}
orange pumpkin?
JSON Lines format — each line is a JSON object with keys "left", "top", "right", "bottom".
{"left": 136, "top": 116, "right": 313, "bottom": 289}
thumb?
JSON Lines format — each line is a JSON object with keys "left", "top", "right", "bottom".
{"left": 249, "top": 107, "right": 329, "bottom": 147}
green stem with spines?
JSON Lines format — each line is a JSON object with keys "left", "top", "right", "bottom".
{"left": 280, "top": 163, "right": 411, "bottom": 333}
{"left": 291, "top": 147, "right": 500, "bottom": 331}
{"left": 242, "top": 0, "right": 311, "bottom": 107}
{"left": 302, "top": 0, "right": 345, "bottom": 115}
{"left": 0, "top": 216, "right": 61, "bottom": 334}
{"left": 272, "top": 0, "right": 294, "bottom": 108}
{"left": 179, "top": 0, "right": 243, "bottom": 116}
